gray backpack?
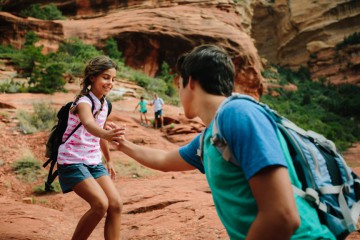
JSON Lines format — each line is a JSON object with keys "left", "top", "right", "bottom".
{"left": 198, "top": 94, "right": 360, "bottom": 239}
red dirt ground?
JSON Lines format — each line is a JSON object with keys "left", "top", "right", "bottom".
{"left": 0, "top": 90, "right": 359, "bottom": 240}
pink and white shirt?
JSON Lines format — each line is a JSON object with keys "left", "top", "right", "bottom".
{"left": 57, "top": 91, "right": 108, "bottom": 165}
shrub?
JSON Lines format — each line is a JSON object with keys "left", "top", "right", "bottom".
{"left": 17, "top": 102, "right": 57, "bottom": 134}
{"left": 11, "top": 153, "right": 44, "bottom": 183}
{"left": 29, "top": 62, "right": 66, "bottom": 94}
{"left": 261, "top": 65, "right": 360, "bottom": 152}
{"left": 336, "top": 32, "right": 360, "bottom": 50}
{"left": 103, "top": 38, "right": 123, "bottom": 61}
{"left": 19, "top": 3, "right": 66, "bottom": 20}
{"left": 0, "top": 80, "right": 27, "bottom": 93}
{"left": 33, "top": 181, "right": 61, "bottom": 194}
{"left": 159, "top": 62, "right": 177, "bottom": 97}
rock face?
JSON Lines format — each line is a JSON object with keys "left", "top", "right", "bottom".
{"left": 0, "top": 0, "right": 359, "bottom": 88}
{"left": 307, "top": 43, "right": 360, "bottom": 85}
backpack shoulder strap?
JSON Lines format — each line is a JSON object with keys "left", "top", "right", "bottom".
{"left": 85, "top": 93, "right": 95, "bottom": 113}
{"left": 106, "top": 99, "right": 112, "bottom": 117}
{"left": 211, "top": 94, "right": 261, "bottom": 163}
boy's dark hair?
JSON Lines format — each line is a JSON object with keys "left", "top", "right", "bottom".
{"left": 176, "top": 44, "right": 235, "bottom": 97}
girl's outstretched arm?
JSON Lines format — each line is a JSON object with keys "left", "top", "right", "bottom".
{"left": 77, "top": 102, "right": 124, "bottom": 142}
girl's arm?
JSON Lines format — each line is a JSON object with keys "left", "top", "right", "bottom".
{"left": 77, "top": 102, "right": 124, "bottom": 142}
{"left": 100, "top": 137, "right": 116, "bottom": 180}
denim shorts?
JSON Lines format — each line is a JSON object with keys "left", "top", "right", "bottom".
{"left": 155, "top": 109, "right": 162, "bottom": 118}
{"left": 57, "top": 163, "right": 109, "bottom": 193}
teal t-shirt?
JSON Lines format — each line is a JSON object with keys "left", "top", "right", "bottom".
{"left": 179, "top": 98, "right": 335, "bottom": 239}
{"left": 138, "top": 100, "right": 147, "bottom": 112}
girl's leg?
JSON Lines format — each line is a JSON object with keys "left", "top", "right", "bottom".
{"left": 144, "top": 113, "right": 149, "bottom": 125}
{"left": 72, "top": 178, "right": 109, "bottom": 240}
{"left": 96, "top": 175, "right": 122, "bottom": 240}
{"left": 139, "top": 112, "right": 143, "bottom": 124}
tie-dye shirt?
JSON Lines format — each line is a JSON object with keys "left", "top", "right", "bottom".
{"left": 57, "top": 91, "right": 108, "bottom": 165}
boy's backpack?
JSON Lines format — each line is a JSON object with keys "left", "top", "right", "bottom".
{"left": 198, "top": 94, "right": 360, "bottom": 240}
{"left": 43, "top": 94, "right": 112, "bottom": 192}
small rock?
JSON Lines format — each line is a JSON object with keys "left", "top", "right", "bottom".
{"left": 22, "top": 197, "right": 33, "bottom": 204}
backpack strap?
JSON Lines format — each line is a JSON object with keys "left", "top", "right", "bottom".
{"left": 106, "top": 98, "right": 112, "bottom": 116}
{"left": 211, "top": 94, "right": 260, "bottom": 163}
{"left": 44, "top": 94, "right": 95, "bottom": 192}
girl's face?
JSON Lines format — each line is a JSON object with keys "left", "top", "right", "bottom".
{"left": 90, "top": 68, "right": 116, "bottom": 98}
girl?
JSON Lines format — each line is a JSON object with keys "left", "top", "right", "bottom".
{"left": 134, "top": 96, "right": 149, "bottom": 127}
{"left": 57, "top": 56, "right": 123, "bottom": 240}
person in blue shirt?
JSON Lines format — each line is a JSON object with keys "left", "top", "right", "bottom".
{"left": 112, "top": 44, "right": 335, "bottom": 239}
{"left": 134, "top": 96, "right": 150, "bottom": 127}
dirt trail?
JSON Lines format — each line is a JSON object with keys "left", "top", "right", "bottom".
{"left": 0, "top": 92, "right": 360, "bottom": 239}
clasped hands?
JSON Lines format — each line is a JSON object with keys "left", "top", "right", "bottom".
{"left": 105, "top": 122, "right": 126, "bottom": 145}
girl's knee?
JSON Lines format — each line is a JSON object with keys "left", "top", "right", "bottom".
{"left": 91, "top": 198, "right": 109, "bottom": 216}
{"left": 108, "top": 196, "right": 122, "bottom": 214}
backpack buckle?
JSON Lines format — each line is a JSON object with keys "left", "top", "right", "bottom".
{"left": 304, "top": 188, "right": 320, "bottom": 205}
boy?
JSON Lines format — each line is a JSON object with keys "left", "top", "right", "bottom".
{"left": 151, "top": 93, "right": 164, "bottom": 128}
{"left": 114, "top": 44, "right": 335, "bottom": 239}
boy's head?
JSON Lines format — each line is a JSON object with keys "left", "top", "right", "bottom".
{"left": 176, "top": 44, "right": 234, "bottom": 97}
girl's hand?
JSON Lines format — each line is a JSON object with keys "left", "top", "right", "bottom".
{"left": 106, "top": 161, "right": 116, "bottom": 180}
{"left": 104, "top": 122, "right": 126, "bottom": 144}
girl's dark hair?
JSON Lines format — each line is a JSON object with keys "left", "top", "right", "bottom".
{"left": 71, "top": 56, "right": 117, "bottom": 115}
{"left": 176, "top": 44, "right": 234, "bottom": 97}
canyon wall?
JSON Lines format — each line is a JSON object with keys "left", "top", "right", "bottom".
{"left": 0, "top": 0, "right": 359, "bottom": 86}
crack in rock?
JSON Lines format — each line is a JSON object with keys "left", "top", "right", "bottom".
{"left": 126, "top": 200, "right": 187, "bottom": 214}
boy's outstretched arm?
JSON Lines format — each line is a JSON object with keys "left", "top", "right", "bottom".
{"left": 117, "top": 138, "right": 195, "bottom": 172}
{"left": 246, "top": 166, "right": 300, "bottom": 240}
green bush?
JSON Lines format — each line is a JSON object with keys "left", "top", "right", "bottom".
{"left": 261, "top": 66, "right": 360, "bottom": 152}
{"left": 103, "top": 38, "right": 123, "bottom": 61}
{"left": 33, "top": 180, "right": 61, "bottom": 194}
{"left": 158, "top": 62, "right": 177, "bottom": 97}
{"left": 17, "top": 102, "right": 57, "bottom": 134}
{"left": 336, "top": 32, "right": 360, "bottom": 50}
{"left": 19, "top": 3, "right": 66, "bottom": 20}
{"left": 29, "top": 62, "right": 66, "bottom": 93}
{"left": 0, "top": 80, "right": 27, "bottom": 93}
{"left": 12, "top": 153, "right": 44, "bottom": 183}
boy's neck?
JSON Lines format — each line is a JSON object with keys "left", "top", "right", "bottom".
{"left": 197, "top": 95, "right": 226, "bottom": 126}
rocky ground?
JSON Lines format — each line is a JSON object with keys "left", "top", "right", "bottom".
{"left": 0, "top": 87, "right": 360, "bottom": 240}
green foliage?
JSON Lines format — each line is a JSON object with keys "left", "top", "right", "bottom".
{"left": 19, "top": 3, "right": 66, "bottom": 20}
{"left": 55, "top": 38, "right": 102, "bottom": 77}
{"left": 24, "top": 31, "right": 39, "bottom": 46}
{"left": 336, "top": 32, "right": 360, "bottom": 50}
{"left": 159, "top": 62, "right": 177, "bottom": 97}
{"left": 0, "top": 80, "right": 27, "bottom": 93}
{"left": 17, "top": 102, "right": 57, "bottom": 134}
{"left": 29, "top": 62, "right": 66, "bottom": 93}
{"left": 103, "top": 38, "right": 123, "bottom": 61}
{"left": 11, "top": 153, "right": 44, "bottom": 183}
{"left": 10, "top": 32, "right": 44, "bottom": 77}
{"left": 261, "top": 66, "right": 360, "bottom": 152}
{"left": 33, "top": 181, "right": 61, "bottom": 194}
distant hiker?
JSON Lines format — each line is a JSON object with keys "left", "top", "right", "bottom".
{"left": 134, "top": 96, "right": 149, "bottom": 127}
{"left": 57, "top": 56, "right": 124, "bottom": 240}
{"left": 151, "top": 93, "right": 164, "bottom": 128}
{"left": 109, "top": 45, "right": 336, "bottom": 239}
